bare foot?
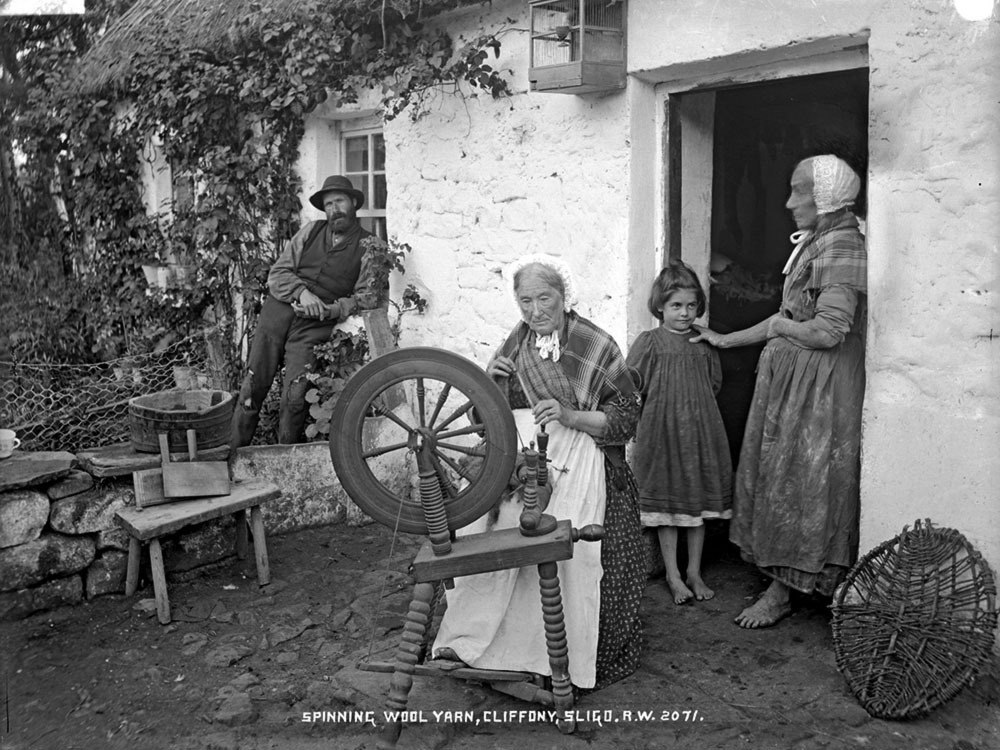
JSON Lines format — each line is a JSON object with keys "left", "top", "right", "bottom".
{"left": 666, "top": 576, "right": 694, "bottom": 605}
{"left": 686, "top": 574, "right": 715, "bottom": 601}
{"left": 734, "top": 585, "right": 792, "bottom": 629}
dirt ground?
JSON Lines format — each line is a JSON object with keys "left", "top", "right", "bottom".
{"left": 1, "top": 522, "right": 997, "bottom": 750}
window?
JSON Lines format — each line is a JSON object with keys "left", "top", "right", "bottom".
{"left": 342, "top": 130, "right": 387, "bottom": 240}
{"left": 171, "top": 160, "right": 195, "bottom": 216}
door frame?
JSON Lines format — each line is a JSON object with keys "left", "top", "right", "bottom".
{"left": 624, "top": 34, "right": 869, "bottom": 339}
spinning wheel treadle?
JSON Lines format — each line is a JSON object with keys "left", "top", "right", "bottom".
{"left": 329, "top": 347, "right": 518, "bottom": 535}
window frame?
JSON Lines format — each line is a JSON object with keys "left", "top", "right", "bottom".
{"left": 340, "top": 126, "right": 387, "bottom": 241}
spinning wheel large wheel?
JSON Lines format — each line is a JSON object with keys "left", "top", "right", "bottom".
{"left": 329, "top": 347, "right": 518, "bottom": 535}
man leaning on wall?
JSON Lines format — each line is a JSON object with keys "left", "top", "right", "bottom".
{"left": 230, "top": 175, "right": 388, "bottom": 447}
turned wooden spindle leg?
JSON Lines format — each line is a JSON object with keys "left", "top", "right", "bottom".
{"left": 520, "top": 448, "right": 557, "bottom": 537}
{"left": 417, "top": 442, "right": 451, "bottom": 556}
{"left": 520, "top": 449, "right": 540, "bottom": 531}
{"left": 536, "top": 428, "right": 549, "bottom": 488}
{"left": 379, "top": 581, "right": 435, "bottom": 750}
{"left": 538, "top": 560, "right": 575, "bottom": 730}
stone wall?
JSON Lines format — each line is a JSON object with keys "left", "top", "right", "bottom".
{"left": 0, "top": 454, "right": 128, "bottom": 619}
{"left": 0, "top": 443, "right": 395, "bottom": 621}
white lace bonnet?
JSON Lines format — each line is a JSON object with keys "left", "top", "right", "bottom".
{"left": 504, "top": 253, "right": 578, "bottom": 312}
{"left": 811, "top": 155, "right": 861, "bottom": 215}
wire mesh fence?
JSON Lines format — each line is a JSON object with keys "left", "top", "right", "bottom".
{"left": 0, "top": 336, "right": 232, "bottom": 453}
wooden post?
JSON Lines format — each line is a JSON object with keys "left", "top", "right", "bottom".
{"left": 362, "top": 308, "right": 406, "bottom": 410}
{"left": 203, "top": 325, "right": 233, "bottom": 390}
{"left": 361, "top": 307, "right": 397, "bottom": 358}
{"left": 235, "top": 509, "right": 248, "bottom": 560}
{"left": 250, "top": 505, "right": 270, "bottom": 586}
{"left": 125, "top": 537, "right": 141, "bottom": 596}
{"left": 149, "top": 538, "right": 170, "bottom": 625}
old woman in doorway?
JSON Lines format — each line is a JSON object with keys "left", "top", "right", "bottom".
{"left": 432, "top": 254, "right": 645, "bottom": 689}
{"left": 692, "top": 155, "right": 867, "bottom": 628}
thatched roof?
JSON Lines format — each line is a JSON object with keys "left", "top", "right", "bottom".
{"left": 77, "top": 0, "right": 483, "bottom": 94}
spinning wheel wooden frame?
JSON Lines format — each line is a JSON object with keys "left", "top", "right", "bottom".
{"left": 329, "top": 347, "right": 601, "bottom": 749}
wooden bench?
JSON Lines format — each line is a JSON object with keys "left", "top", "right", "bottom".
{"left": 115, "top": 478, "right": 281, "bottom": 624}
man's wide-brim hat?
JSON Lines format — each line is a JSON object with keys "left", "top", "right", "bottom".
{"left": 309, "top": 175, "right": 365, "bottom": 211}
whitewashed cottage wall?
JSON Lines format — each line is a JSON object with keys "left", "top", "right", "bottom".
{"left": 630, "top": 0, "right": 1000, "bottom": 585}
{"left": 382, "top": 5, "right": 634, "bottom": 365}
{"left": 298, "top": 0, "right": 998, "bottom": 595}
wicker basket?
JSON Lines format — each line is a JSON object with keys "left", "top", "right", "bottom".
{"left": 831, "top": 519, "right": 998, "bottom": 719}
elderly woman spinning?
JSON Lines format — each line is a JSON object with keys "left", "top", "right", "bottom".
{"left": 432, "top": 254, "right": 645, "bottom": 689}
{"left": 692, "top": 154, "right": 867, "bottom": 628}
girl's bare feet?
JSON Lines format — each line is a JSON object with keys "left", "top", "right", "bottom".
{"left": 666, "top": 576, "right": 694, "bottom": 605}
{"left": 734, "top": 580, "right": 792, "bottom": 628}
{"left": 684, "top": 527, "right": 712, "bottom": 600}
{"left": 686, "top": 573, "right": 715, "bottom": 601}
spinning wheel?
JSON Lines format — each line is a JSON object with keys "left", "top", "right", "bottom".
{"left": 329, "top": 347, "right": 601, "bottom": 749}
{"left": 330, "top": 347, "right": 518, "bottom": 535}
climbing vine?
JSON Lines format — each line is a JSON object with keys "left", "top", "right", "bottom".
{"left": 1, "top": 0, "right": 510, "bottom": 380}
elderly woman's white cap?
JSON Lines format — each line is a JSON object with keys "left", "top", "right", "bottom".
{"left": 810, "top": 155, "right": 861, "bottom": 215}
{"left": 504, "top": 253, "right": 578, "bottom": 312}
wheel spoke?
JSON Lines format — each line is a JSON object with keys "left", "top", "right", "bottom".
{"left": 416, "top": 377, "right": 426, "bottom": 427}
{"left": 369, "top": 400, "right": 417, "bottom": 434}
{"left": 435, "top": 423, "right": 487, "bottom": 441}
{"left": 435, "top": 441, "right": 486, "bottom": 458}
{"left": 433, "top": 448, "right": 478, "bottom": 484}
{"left": 362, "top": 439, "right": 411, "bottom": 459}
{"left": 426, "top": 383, "right": 451, "bottom": 428}
{"left": 434, "top": 399, "right": 474, "bottom": 432}
{"left": 430, "top": 453, "right": 459, "bottom": 498}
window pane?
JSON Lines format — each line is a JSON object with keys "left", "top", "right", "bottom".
{"left": 343, "top": 173, "right": 366, "bottom": 196}
{"left": 373, "top": 134, "right": 386, "bottom": 170}
{"left": 373, "top": 174, "right": 387, "bottom": 210}
{"left": 344, "top": 137, "right": 368, "bottom": 173}
{"left": 360, "top": 216, "right": 388, "bottom": 241}
{"left": 171, "top": 161, "right": 194, "bottom": 211}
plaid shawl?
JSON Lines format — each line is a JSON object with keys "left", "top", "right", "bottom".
{"left": 783, "top": 210, "right": 866, "bottom": 319}
{"left": 496, "top": 311, "right": 634, "bottom": 412}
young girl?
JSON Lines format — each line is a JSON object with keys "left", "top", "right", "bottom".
{"left": 627, "top": 261, "right": 733, "bottom": 604}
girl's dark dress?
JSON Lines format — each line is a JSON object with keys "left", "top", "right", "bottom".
{"left": 628, "top": 327, "right": 732, "bottom": 524}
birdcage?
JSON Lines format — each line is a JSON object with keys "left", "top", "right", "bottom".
{"left": 528, "top": 0, "right": 626, "bottom": 94}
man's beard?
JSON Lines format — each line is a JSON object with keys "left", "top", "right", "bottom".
{"left": 330, "top": 212, "right": 355, "bottom": 232}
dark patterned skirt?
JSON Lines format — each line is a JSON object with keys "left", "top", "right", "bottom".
{"left": 594, "top": 455, "right": 645, "bottom": 689}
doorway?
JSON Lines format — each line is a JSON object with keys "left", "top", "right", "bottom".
{"left": 671, "top": 68, "right": 869, "bottom": 464}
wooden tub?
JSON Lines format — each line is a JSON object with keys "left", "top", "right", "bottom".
{"left": 129, "top": 390, "right": 234, "bottom": 453}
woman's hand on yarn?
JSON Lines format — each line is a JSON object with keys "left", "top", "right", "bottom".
{"left": 486, "top": 355, "right": 516, "bottom": 379}
{"left": 533, "top": 398, "right": 569, "bottom": 428}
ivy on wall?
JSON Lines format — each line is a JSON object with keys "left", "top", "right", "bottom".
{"left": 1, "top": 0, "right": 511, "bottom": 375}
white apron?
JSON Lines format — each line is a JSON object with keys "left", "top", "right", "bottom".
{"left": 431, "top": 409, "right": 605, "bottom": 688}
